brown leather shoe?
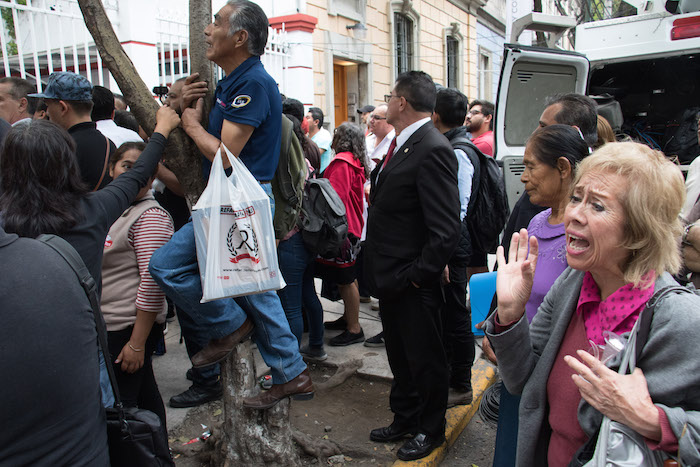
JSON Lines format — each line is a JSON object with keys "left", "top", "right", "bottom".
{"left": 191, "top": 318, "right": 254, "bottom": 368}
{"left": 242, "top": 368, "right": 314, "bottom": 409}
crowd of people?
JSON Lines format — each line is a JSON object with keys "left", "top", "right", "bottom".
{"left": 2, "top": 0, "right": 700, "bottom": 465}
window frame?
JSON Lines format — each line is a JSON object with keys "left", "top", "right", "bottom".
{"left": 328, "top": 0, "right": 366, "bottom": 23}
{"left": 388, "top": 0, "right": 420, "bottom": 83}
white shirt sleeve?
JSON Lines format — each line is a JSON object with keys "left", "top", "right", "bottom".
{"left": 454, "top": 148, "right": 474, "bottom": 221}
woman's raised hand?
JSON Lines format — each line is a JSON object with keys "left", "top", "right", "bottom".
{"left": 495, "top": 229, "right": 539, "bottom": 323}
{"left": 154, "top": 104, "right": 181, "bottom": 138}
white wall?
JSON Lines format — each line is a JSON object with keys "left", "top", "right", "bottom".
{"left": 476, "top": 21, "right": 504, "bottom": 103}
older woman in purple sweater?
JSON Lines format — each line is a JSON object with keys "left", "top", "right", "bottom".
{"left": 522, "top": 125, "right": 591, "bottom": 322}
{"left": 493, "top": 124, "right": 590, "bottom": 467}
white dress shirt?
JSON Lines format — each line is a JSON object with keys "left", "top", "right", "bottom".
{"left": 365, "top": 129, "right": 396, "bottom": 172}
{"left": 377, "top": 117, "right": 431, "bottom": 177}
{"left": 96, "top": 119, "right": 143, "bottom": 148}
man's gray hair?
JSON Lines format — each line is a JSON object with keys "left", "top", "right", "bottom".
{"left": 226, "top": 0, "right": 269, "bottom": 57}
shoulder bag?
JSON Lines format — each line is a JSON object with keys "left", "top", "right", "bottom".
{"left": 37, "top": 234, "right": 175, "bottom": 467}
{"left": 569, "top": 285, "right": 686, "bottom": 467}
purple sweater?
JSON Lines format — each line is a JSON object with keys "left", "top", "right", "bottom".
{"left": 525, "top": 208, "right": 567, "bottom": 322}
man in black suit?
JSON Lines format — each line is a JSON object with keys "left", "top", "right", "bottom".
{"left": 364, "top": 71, "right": 461, "bottom": 461}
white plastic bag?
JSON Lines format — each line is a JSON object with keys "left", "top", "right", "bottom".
{"left": 192, "top": 144, "right": 285, "bottom": 302}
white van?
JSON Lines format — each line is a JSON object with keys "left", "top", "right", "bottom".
{"left": 496, "top": 9, "right": 700, "bottom": 207}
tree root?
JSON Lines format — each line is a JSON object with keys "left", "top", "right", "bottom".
{"left": 292, "top": 428, "right": 341, "bottom": 461}
{"left": 315, "top": 358, "right": 363, "bottom": 393}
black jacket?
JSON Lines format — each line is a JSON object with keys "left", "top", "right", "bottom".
{"left": 364, "top": 121, "right": 460, "bottom": 299}
{"left": 68, "top": 121, "right": 116, "bottom": 190}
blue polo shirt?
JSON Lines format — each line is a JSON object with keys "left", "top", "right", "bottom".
{"left": 205, "top": 56, "right": 281, "bottom": 182}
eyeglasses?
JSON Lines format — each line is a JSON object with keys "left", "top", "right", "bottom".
{"left": 384, "top": 94, "right": 399, "bottom": 103}
{"left": 467, "top": 109, "right": 482, "bottom": 116}
{"left": 370, "top": 115, "right": 386, "bottom": 121}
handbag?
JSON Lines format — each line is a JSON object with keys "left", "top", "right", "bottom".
{"left": 192, "top": 144, "right": 285, "bottom": 302}
{"left": 569, "top": 285, "right": 686, "bottom": 467}
{"left": 37, "top": 234, "right": 175, "bottom": 467}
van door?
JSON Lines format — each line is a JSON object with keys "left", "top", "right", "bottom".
{"left": 494, "top": 44, "right": 590, "bottom": 160}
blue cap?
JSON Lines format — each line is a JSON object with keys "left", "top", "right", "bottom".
{"left": 28, "top": 72, "right": 93, "bottom": 101}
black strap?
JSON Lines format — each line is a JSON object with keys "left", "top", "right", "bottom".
{"left": 635, "top": 284, "right": 689, "bottom": 363}
{"left": 36, "top": 234, "right": 124, "bottom": 407}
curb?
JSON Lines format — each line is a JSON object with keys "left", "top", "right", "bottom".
{"left": 392, "top": 359, "right": 498, "bottom": 467}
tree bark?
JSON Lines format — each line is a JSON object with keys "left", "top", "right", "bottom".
{"left": 212, "top": 341, "right": 301, "bottom": 467}
{"left": 77, "top": 0, "right": 205, "bottom": 203}
{"left": 189, "top": 0, "right": 215, "bottom": 128}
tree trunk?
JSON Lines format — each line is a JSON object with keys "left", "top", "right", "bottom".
{"left": 212, "top": 341, "right": 301, "bottom": 467}
{"left": 189, "top": 0, "right": 215, "bottom": 128}
{"left": 78, "top": 2, "right": 303, "bottom": 465}
{"left": 77, "top": 0, "right": 205, "bottom": 204}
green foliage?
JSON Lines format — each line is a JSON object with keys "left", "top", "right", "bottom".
{"left": 1, "top": 1, "right": 28, "bottom": 56}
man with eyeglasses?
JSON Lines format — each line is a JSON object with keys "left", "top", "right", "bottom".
{"left": 465, "top": 99, "right": 494, "bottom": 157}
{"left": 365, "top": 71, "right": 460, "bottom": 461}
{"left": 365, "top": 104, "right": 395, "bottom": 170}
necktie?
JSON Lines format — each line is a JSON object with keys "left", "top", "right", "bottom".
{"left": 382, "top": 137, "right": 398, "bottom": 169}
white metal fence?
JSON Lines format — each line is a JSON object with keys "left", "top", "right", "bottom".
{"left": 1, "top": 0, "right": 290, "bottom": 94}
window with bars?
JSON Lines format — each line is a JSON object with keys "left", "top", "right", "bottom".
{"left": 446, "top": 35, "right": 459, "bottom": 88}
{"left": 394, "top": 13, "right": 414, "bottom": 76}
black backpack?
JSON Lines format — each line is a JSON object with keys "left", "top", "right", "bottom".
{"left": 297, "top": 177, "right": 348, "bottom": 256}
{"left": 451, "top": 135, "right": 509, "bottom": 254}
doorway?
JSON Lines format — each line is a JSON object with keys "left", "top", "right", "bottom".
{"left": 333, "top": 63, "right": 348, "bottom": 127}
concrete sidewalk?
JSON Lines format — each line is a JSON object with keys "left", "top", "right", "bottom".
{"left": 152, "top": 289, "right": 497, "bottom": 463}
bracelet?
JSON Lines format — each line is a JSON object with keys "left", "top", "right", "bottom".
{"left": 128, "top": 343, "right": 144, "bottom": 352}
{"left": 683, "top": 222, "right": 696, "bottom": 246}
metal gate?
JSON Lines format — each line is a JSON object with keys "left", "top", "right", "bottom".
{"left": 1, "top": 0, "right": 290, "bottom": 93}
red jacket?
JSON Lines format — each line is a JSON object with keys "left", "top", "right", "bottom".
{"left": 324, "top": 151, "right": 366, "bottom": 238}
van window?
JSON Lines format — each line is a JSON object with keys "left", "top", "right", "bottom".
{"left": 504, "top": 61, "right": 580, "bottom": 146}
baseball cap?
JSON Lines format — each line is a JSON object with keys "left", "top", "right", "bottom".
{"left": 28, "top": 72, "right": 93, "bottom": 101}
{"left": 357, "top": 105, "right": 375, "bottom": 114}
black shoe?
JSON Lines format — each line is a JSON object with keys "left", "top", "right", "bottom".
{"left": 329, "top": 328, "right": 365, "bottom": 346}
{"left": 169, "top": 383, "right": 223, "bottom": 408}
{"left": 186, "top": 368, "right": 193, "bottom": 381}
{"left": 397, "top": 433, "right": 446, "bottom": 461}
{"left": 324, "top": 316, "right": 347, "bottom": 330}
{"left": 369, "top": 423, "right": 415, "bottom": 442}
{"left": 300, "top": 344, "right": 328, "bottom": 362}
{"left": 364, "top": 331, "right": 385, "bottom": 347}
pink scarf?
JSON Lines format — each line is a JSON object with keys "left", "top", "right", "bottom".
{"left": 576, "top": 271, "right": 656, "bottom": 346}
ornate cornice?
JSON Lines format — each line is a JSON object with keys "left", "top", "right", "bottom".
{"left": 448, "top": 0, "right": 487, "bottom": 15}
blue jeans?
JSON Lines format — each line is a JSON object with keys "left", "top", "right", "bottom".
{"left": 303, "top": 263, "right": 325, "bottom": 347}
{"left": 175, "top": 302, "right": 220, "bottom": 386}
{"left": 99, "top": 348, "right": 115, "bottom": 407}
{"left": 493, "top": 382, "right": 520, "bottom": 467}
{"left": 277, "top": 231, "right": 316, "bottom": 345}
{"left": 149, "top": 183, "right": 306, "bottom": 384}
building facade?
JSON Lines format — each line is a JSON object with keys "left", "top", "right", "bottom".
{"left": 300, "top": 0, "right": 481, "bottom": 129}
{"left": 1, "top": 0, "right": 482, "bottom": 129}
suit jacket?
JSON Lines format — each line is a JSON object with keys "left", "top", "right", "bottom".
{"left": 486, "top": 268, "right": 700, "bottom": 466}
{"left": 364, "top": 121, "right": 460, "bottom": 299}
